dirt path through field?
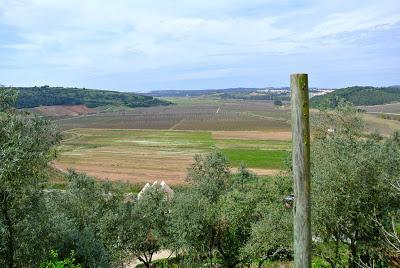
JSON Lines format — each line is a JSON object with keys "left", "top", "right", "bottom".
{"left": 169, "top": 119, "right": 185, "bottom": 130}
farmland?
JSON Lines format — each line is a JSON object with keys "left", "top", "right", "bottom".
{"left": 56, "top": 98, "right": 291, "bottom": 131}
{"left": 358, "top": 102, "right": 400, "bottom": 135}
{"left": 359, "top": 102, "right": 400, "bottom": 114}
{"left": 52, "top": 97, "right": 400, "bottom": 185}
{"left": 55, "top": 128, "right": 290, "bottom": 184}
{"left": 54, "top": 99, "right": 291, "bottom": 184}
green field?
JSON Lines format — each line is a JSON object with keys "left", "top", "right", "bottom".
{"left": 221, "top": 148, "right": 289, "bottom": 169}
{"left": 55, "top": 128, "right": 290, "bottom": 184}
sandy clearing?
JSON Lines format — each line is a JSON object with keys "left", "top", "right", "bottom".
{"left": 212, "top": 131, "right": 291, "bottom": 141}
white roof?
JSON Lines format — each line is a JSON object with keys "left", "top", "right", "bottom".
{"left": 137, "top": 180, "right": 174, "bottom": 200}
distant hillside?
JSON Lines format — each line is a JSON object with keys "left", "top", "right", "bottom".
{"left": 148, "top": 87, "right": 262, "bottom": 97}
{"left": 3, "top": 86, "right": 171, "bottom": 109}
{"left": 148, "top": 87, "right": 294, "bottom": 101}
{"left": 311, "top": 86, "right": 400, "bottom": 108}
{"left": 148, "top": 87, "right": 334, "bottom": 102}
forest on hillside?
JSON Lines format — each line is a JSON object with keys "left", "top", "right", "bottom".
{"left": 311, "top": 86, "right": 400, "bottom": 108}
{"left": 0, "top": 86, "right": 171, "bottom": 109}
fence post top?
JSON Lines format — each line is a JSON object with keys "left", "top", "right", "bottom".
{"left": 290, "top": 73, "right": 308, "bottom": 76}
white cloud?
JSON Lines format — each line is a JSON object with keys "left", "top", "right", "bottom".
{"left": 0, "top": 0, "right": 399, "bottom": 87}
{"left": 2, "top": 43, "right": 40, "bottom": 49}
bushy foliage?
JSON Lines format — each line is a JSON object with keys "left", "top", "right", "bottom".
{"left": 170, "top": 152, "right": 293, "bottom": 267}
{"left": 39, "top": 250, "right": 81, "bottom": 268}
{"left": 117, "top": 185, "right": 171, "bottom": 268}
{"left": 45, "top": 171, "right": 124, "bottom": 267}
{"left": 0, "top": 89, "right": 61, "bottom": 267}
{"left": 311, "top": 104, "right": 400, "bottom": 267}
{"left": 242, "top": 176, "right": 293, "bottom": 267}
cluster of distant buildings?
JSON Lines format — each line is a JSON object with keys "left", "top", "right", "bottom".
{"left": 262, "top": 87, "right": 334, "bottom": 98}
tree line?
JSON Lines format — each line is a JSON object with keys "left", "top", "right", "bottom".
{"left": 1, "top": 89, "right": 399, "bottom": 267}
{"left": 311, "top": 86, "right": 400, "bottom": 108}
{"left": 0, "top": 86, "right": 171, "bottom": 109}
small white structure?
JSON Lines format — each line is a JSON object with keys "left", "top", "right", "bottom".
{"left": 137, "top": 180, "right": 174, "bottom": 200}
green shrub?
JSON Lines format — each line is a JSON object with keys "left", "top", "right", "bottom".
{"left": 39, "top": 250, "right": 81, "bottom": 268}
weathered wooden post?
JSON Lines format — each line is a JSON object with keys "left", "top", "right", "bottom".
{"left": 290, "top": 73, "right": 311, "bottom": 268}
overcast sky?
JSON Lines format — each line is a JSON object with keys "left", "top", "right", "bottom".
{"left": 0, "top": 0, "right": 399, "bottom": 92}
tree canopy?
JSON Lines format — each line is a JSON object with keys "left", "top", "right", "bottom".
{"left": 1, "top": 86, "right": 171, "bottom": 109}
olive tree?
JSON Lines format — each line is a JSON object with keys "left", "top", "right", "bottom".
{"left": 311, "top": 105, "right": 400, "bottom": 267}
{"left": 0, "top": 89, "right": 61, "bottom": 267}
{"left": 242, "top": 175, "right": 293, "bottom": 267}
{"left": 170, "top": 151, "right": 266, "bottom": 267}
{"left": 118, "top": 185, "right": 171, "bottom": 268}
{"left": 168, "top": 190, "right": 216, "bottom": 265}
{"left": 186, "top": 151, "right": 231, "bottom": 202}
{"left": 47, "top": 171, "right": 123, "bottom": 267}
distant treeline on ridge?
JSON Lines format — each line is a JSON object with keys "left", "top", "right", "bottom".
{"left": 3, "top": 86, "right": 171, "bottom": 109}
{"left": 311, "top": 85, "right": 400, "bottom": 108}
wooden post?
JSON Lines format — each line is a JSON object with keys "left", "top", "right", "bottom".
{"left": 290, "top": 73, "right": 311, "bottom": 268}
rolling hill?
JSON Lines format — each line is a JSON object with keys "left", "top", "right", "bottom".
{"left": 3, "top": 86, "right": 171, "bottom": 109}
{"left": 311, "top": 86, "right": 400, "bottom": 108}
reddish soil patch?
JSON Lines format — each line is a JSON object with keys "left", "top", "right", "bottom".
{"left": 212, "top": 131, "right": 291, "bottom": 141}
{"left": 34, "top": 105, "right": 96, "bottom": 117}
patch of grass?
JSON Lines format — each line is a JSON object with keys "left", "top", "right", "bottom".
{"left": 216, "top": 139, "right": 291, "bottom": 150}
{"left": 44, "top": 182, "right": 68, "bottom": 190}
{"left": 62, "top": 129, "right": 215, "bottom": 150}
{"left": 221, "top": 148, "right": 289, "bottom": 169}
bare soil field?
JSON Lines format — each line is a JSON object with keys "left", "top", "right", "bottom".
{"left": 55, "top": 100, "right": 291, "bottom": 131}
{"left": 54, "top": 154, "right": 191, "bottom": 185}
{"left": 33, "top": 105, "right": 96, "bottom": 117}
